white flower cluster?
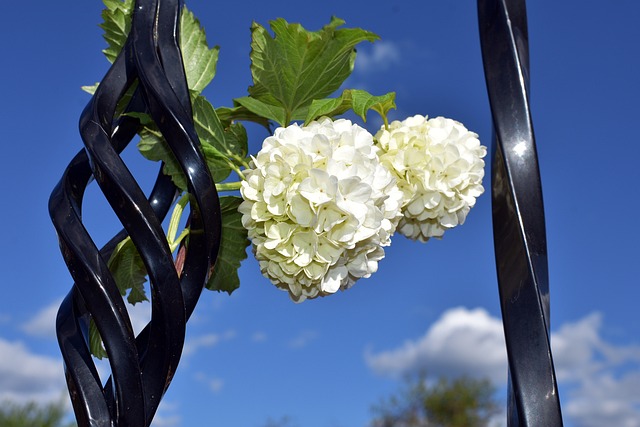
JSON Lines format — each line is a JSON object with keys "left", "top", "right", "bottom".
{"left": 374, "top": 115, "right": 486, "bottom": 242}
{"left": 239, "top": 118, "right": 403, "bottom": 302}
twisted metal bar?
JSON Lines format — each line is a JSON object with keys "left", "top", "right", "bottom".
{"left": 478, "top": 0, "right": 563, "bottom": 425}
{"left": 49, "top": 0, "right": 221, "bottom": 425}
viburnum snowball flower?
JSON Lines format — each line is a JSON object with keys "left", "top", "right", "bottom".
{"left": 374, "top": 115, "right": 486, "bottom": 242}
{"left": 239, "top": 118, "right": 403, "bottom": 302}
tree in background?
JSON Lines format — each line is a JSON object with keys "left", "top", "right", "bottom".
{"left": 371, "top": 371, "right": 500, "bottom": 427}
{"left": 0, "top": 401, "right": 75, "bottom": 427}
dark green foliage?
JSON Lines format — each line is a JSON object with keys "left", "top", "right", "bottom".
{"left": 371, "top": 371, "right": 500, "bottom": 427}
{"left": 0, "top": 401, "right": 75, "bottom": 427}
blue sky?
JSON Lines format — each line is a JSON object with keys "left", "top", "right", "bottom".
{"left": 1, "top": 1, "right": 639, "bottom": 426}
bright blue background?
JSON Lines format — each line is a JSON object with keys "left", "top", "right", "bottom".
{"left": 1, "top": 1, "right": 639, "bottom": 426}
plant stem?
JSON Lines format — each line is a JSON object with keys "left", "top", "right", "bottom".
{"left": 215, "top": 181, "right": 242, "bottom": 191}
{"left": 170, "top": 228, "right": 190, "bottom": 253}
{"left": 228, "top": 162, "right": 246, "bottom": 181}
{"left": 167, "top": 193, "right": 190, "bottom": 245}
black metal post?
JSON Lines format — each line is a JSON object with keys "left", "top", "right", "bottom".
{"left": 49, "top": 0, "right": 221, "bottom": 425}
{"left": 49, "top": 0, "right": 564, "bottom": 425}
{"left": 478, "top": 0, "right": 563, "bottom": 425}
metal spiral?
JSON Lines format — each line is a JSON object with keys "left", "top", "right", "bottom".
{"left": 49, "top": 0, "right": 221, "bottom": 425}
{"left": 478, "top": 0, "right": 563, "bottom": 425}
{"left": 48, "top": 0, "right": 564, "bottom": 425}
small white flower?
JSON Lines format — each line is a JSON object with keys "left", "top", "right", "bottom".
{"left": 240, "top": 118, "right": 403, "bottom": 302}
{"left": 375, "top": 115, "right": 487, "bottom": 242}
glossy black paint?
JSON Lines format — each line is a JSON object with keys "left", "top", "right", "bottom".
{"left": 50, "top": 0, "right": 564, "bottom": 425}
{"left": 478, "top": 0, "right": 563, "bottom": 425}
{"left": 49, "top": 0, "right": 221, "bottom": 425}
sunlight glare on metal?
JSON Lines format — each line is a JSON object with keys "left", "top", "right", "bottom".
{"left": 513, "top": 140, "right": 527, "bottom": 157}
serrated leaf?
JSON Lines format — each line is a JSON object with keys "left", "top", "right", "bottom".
{"left": 290, "top": 105, "right": 310, "bottom": 122}
{"left": 305, "top": 92, "right": 351, "bottom": 124}
{"left": 200, "top": 144, "right": 233, "bottom": 183}
{"left": 303, "top": 89, "right": 396, "bottom": 125}
{"left": 99, "top": 1, "right": 217, "bottom": 96}
{"left": 350, "top": 89, "right": 396, "bottom": 123}
{"left": 179, "top": 6, "right": 219, "bottom": 94}
{"left": 89, "top": 317, "right": 108, "bottom": 359}
{"left": 127, "top": 280, "right": 147, "bottom": 305}
{"left": 248, "top": 17, "right": 378, "bottom": 123}
{"left": 113, "top": 82, "right": 140, "bottom": 120}
{"left": 107, "top": 237, "right": 148, "bottom": 304}
{"left": 216, "top": 105, "right": 271, "bottom": 130}
{"left": 234, "top": 96, "right": 287, "bottom": 127}
{"left": 206, "top": 196, "right": 249, "bottom": 294}
{"left": 82, "top": 82, "right": 100, "bottom": 95}
{"left": 192, "top": 109, "right": 232, "bottom": 183}
{"left": 123, "top": 111, "right": 154, "bottom": 126}
{"left": 138, "top": 126, "right": 189, "bottom": 190}
{"left": 223, "top": 122, "right": 249, "bottom": 158}
{"left": 193, "top": 96, "right": 234, "bottom": 155}
{"left": 100, "top": 0, "right": 134, "bottom": 63}
{"left": 193, "top": 95, "right": 249, "bottom": 170}
{"left": 138, "top": 97, "right": 249, "bottom": 188}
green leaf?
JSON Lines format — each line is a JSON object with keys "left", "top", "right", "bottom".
{"left": 200, "top": 144, "right": 233, "bottom": 183}
{"left": 305, "top": 92, "right": 352, "bottom": 124}
{"left": 99, "top": 1, "right": 217, "bottom": 95}
{"left": 123, "top": 111, "right": 154, "bottom": 126}
{"left": 190, "top": 102, "right": 233, "bottom": 183}
{"left": 82, "top": 82, "right": 100, "bottom": 95}
{"left": 113, "top": 82, "right": 140, "bottom": 119}
{"left": 127, "top": 280, "right": 148, "bottom": 305}
{"left": 193, "top": 95, "right": 249, "bottom": 172}
{"left": 107, "top": 237, "right": 148, "bottom": 304}
{"left": 303, "top": 89, "right": 396, "bottom": 125}
{"left": 206, "top": 196, "right": 249, "bottom": 294}
{"left": 89, "top": 317, "right": 108, "bottom": 359}
{"left": 138, "top": 96, "right": 250, "bottom": 188}
{"left": 138, "top": 126, "right": 189, "bottom": 191}
{"left": 216, "top": 105, "right": 271, "bottom": 130}
{"left": 234, "top": 96, "right": 287, "bottom": 127}
{"left": 248, "top": 17, "right": 378, "bottom": 123}
{"left": 223, "top": 122, "right": 249, "bottom": 159}
{"left": 100, "top": 0, "right": 134, "bottom": 63}
{"left": 193, "top": 96, "right": 237, "bottom": 156}
{"left": 179, "top": 6, "right": 219, "bottom": 94}
{"left": 350, "top": 89, "right": 396, "bottom": 123}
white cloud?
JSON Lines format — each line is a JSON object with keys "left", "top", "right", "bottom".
{"left": 252, "top": 331, "right": 268, "bottom": 343}
{"left": 183, "top": 330, "right": 235, "bottom": 357}
{"left": 0, "top": 338, "right": 67, "bottom": 405}
{"left": 151, "top": 400, "right": 181, "bottom": 427}
{"left": 551, "top": 313, "right": 640, "bottom": 427}
{"left": 126, "top": 301, "right": 151, "bottom": 337}
{"left": 208, "top": 378, "right": 224, "bottom": 393}
{"left": 365, "top": 307, "right": 640, "bottom": 427}
{"left": 21, "top": 300, "right": 61, "bottom": 338}
{"left": 183, "top": 334, "right": 221, "bottom": 357}
{"left": 365, "top": 307, "right": 507, "bottom": 383}
{"left": 564, "top": 371, "right": 640, "bottom": 427}
{"left": 22, "top": 298, "right": 150, "bottom": 339}
{"left": 355, "top": 40, "right": 401, "bottom": 74}
{"left": 194, "top": 372, "right": 224, "bottom": 394}
{"left": 151, "top": 415, "right": 181, "bottom": 427}
{"left": 288, "top": 330, "right": 317, "bottom": 349}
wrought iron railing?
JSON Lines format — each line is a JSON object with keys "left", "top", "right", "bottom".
{"left": 49, "top": 0, "right": 563, "bottom": 425}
